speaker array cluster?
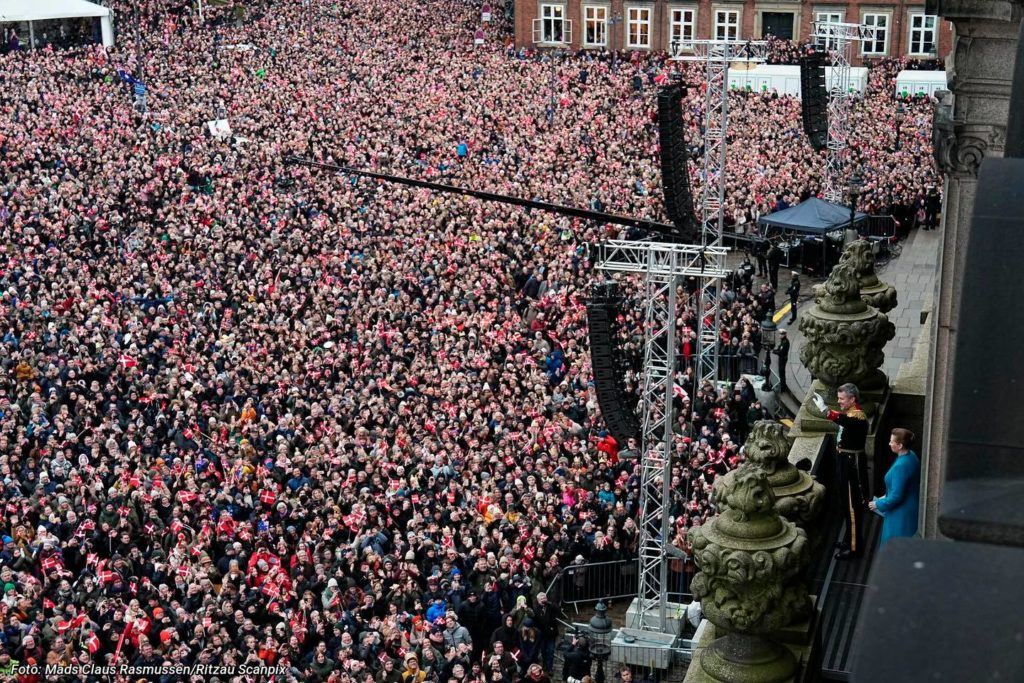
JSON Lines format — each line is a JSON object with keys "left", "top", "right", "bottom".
{"left": 586, "top": 282, "right": 641, "bottom": 447}
{"left": 800, "top": 52, "right": 829, "bottom": 152}
{"left": 657, "top": 84, "right": 700, "bottom": 242}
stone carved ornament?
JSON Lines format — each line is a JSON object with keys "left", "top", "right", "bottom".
{"left": 689, "top": 469, "right": 811, "bottom": 634}
{"left": 800, "top": 261, "right": 895, "bottom": 388}
{"left": 936, "top": 120, "right": 1007, "bottom": 178}
{"left": 716, "top": 421, "right": 825, "bottom": 526}
{"left": 839, "top": 240, "right": 898, "bottom": 314}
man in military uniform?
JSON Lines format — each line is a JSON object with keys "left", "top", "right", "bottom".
{"left": 813, "top": 383, "right": 869, "bottom": 560}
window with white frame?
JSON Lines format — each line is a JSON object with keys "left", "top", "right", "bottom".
{"left": 815, "top": 10, "right": 844, "bottom": 50}
{"left": 908, "top": 12, "right": 937, "bottom": 56}
{"left": 627, "top": 6, "right": 652, "bottom": 49}
{"left": 861, "top": 13, "right": 889, "bottom": 56}
{"left": 583, "top": 5, "right": 608, "bottom": 47}
{"left": 537, "top": 4, "right": 567, "bottom": 43}
{"left": 669, "top": 7, "right": 697, "bottom": 52}
{"left": 714, "top": 9, "right": 739, "bottom": 41}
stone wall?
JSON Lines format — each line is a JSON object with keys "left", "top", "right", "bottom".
{"left": 921, "top": 0, "right": 1024, "bottom": 538}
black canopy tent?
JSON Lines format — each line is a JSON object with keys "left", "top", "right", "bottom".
{"left": 757, "top": 198, "right": 868, "bottom": 276}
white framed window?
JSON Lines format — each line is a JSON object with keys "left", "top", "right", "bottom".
{"left": 714, "top": 9, "right": 739, "bottom": 41}
{"left": 908, "top": 12, "right": 937, "bottom": 56}
{"left": 669, "top": 7, "right": 697, "bottom": 53}
{"left": 534, "top": 4, "right": 571, "bottom": 44}
{"left": 626, "top": 6, "right": 652, "bottom": 49}
{"left": 583, "top": 5, "right": 608, "bottom": 47}
{"left": 815, "top": 10, "right": 844, "bottom": 50}
{"left": 861, "top": 12, "right": 890, "bottom": 56}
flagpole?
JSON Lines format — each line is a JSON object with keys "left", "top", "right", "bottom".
{"left": 112, "top": 619, "right": 133, "bottom": 664}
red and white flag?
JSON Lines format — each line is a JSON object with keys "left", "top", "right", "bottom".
{"left": 259, "top": 489, "right": 276, "bottom": 506}
{"left": 118, "top": 354, "right": 138, "bottom": 370}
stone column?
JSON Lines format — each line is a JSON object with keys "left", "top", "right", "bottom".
{"left": 922, "top": 0, "right": 1024, "bottom": 538}
{"left": 718, "top": 421, "right": 825, "bottom": 529}
{"left": 687, "top": 469, "right": 811, "bottom": 683}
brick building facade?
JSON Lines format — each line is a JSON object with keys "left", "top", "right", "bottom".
{"left": 512, "top": 1, "right": 952, "bottom": 66}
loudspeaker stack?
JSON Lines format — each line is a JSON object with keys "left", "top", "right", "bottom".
{"left": 800, "top": 52, "right": 829, "bottom": 152}
{"left": 586, "top": 282, "right": 640, "bottom": 447}
{"left": 657, "top": 83, "right": 699, "bottom": 241}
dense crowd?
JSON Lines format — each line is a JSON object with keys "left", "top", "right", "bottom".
{"left": 0, "top": 0, "right": 939, "bottom": 681}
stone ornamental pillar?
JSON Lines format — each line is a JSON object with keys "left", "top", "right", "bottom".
{"left": 717, "top": 421, "right": 825, "bottom": 529}
{"left": 797, "top": 260, "right": 896, "bottom": 428}
{"left": 687, "top": 468, "right": 811, "bottom": 683}
{"left": 839, "top": 240, "right": 898, "bottom": 314}
{"left": 923, "top": 0, "right": 1024, "bottom": 538}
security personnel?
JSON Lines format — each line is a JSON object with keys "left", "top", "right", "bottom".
{"left": 814, "top": 383, "right": 869, "bottom": 560}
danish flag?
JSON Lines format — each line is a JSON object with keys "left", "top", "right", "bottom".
{"left": 259, "top": 489, "right": 276, "bottom": 506}
{"left": 118, "top": 354, "right": 138, "bottom": 370}
{"left": 85, "top": 632, "right": 101, "bottom": 653}
{"left": 345, "top": 508, "right": 366, "bottom": 530}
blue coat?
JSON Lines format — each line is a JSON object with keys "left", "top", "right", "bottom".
{"left": 875, "top": 451, "right": 921, "bottom": 545}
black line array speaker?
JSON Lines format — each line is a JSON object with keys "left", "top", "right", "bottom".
{"left": 586, "top": 284, "right": 640, "bottom": 447}
{"left": 657, "top": 83, "right": 699, "bottom": 242}
{"left": 800, "top": 52, "right": 829, "bottom": 152}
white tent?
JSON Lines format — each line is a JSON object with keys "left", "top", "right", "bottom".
{"left": 1, "top": 0, "right": 114, "bottom": 47}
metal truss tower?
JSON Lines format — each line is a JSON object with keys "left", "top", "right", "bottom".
{"left": 811, "top": 22, "right": 878, "bottom": 203}
{"left": 597, "top": 241, "right": 729, "bottom": 633}
{"left": 675, "top": 40, "right": 767, "bottom": 392}
{"left": 593, "top": 40, "right": 769, "bottom": 635}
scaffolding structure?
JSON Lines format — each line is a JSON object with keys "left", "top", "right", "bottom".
{"left": 595, "top": 39, "right": 767, "bottom": 636}
{"left": 675, "top": 40, "right": 767, "bottom": 396}
{"left": 811, "top": 22, "right": 878, "bottom": 203}
{"left": 596, "top": 241, "right": 729, "bottom": 633}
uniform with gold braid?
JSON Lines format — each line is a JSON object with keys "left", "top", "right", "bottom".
{"left": 826, "top": 403, "right": 869, "bottom": 559}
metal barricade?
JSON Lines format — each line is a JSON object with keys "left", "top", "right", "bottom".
{"left": 550, "top": 558, "right": 695, "bottom": 616}
{"left": 865, "top": 214, "right": 897, "bottom": 240}
{"left": 549, "top": 559, "right": 640, "bottom": 614}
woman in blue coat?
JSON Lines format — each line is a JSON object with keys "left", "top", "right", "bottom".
{"left": 869, "top": 428, "right": 921, "bottom": 545}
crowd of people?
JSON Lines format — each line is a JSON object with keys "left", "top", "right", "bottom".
{"left": 0, "top": 0, "right": 940, "bottom": 680}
